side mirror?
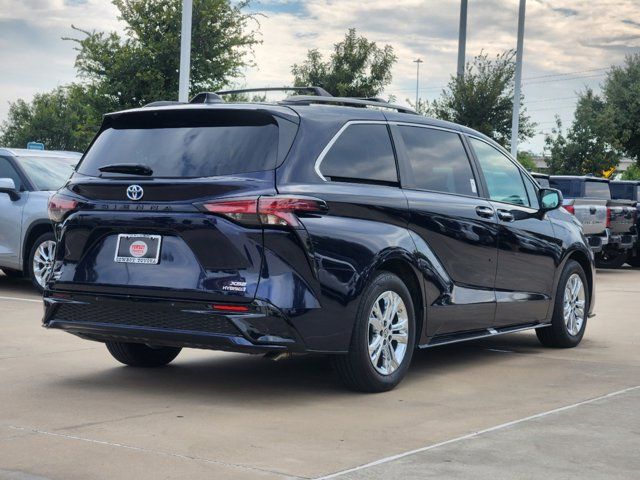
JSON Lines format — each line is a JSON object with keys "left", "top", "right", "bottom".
{"left": 0, "top": 178, "right": 20, "bottom": 201}
{"left": 539, "top": 188, "right": 562, "bottom": 212}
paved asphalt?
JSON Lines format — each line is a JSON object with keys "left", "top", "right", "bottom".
{"left": 0, "top": 268, "right": 639, "bottom": 479}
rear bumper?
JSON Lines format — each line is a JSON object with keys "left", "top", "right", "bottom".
{"left": 42, "top": 292, "right": 308, "bottom": 354}
{"left": 591, "top": 229, "right": 636, "bottom": 252}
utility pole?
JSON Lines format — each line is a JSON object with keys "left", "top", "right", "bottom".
{"left": 510, "top": 0, "right": 526, "bottom": 158}
{"left": 413, "top": 58, "right": 423, "bottom": 107}
{"left": 457, "top": 0, "right": 468, "bottom": 79}
{"left": 178, "top": 0, "right": 193, "bottom": 103}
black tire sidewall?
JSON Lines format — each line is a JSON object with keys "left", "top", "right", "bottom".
{"left": 28, "top": 232, "right": 55, "bottom": 293}
{"left": 551, "top": 260, "right": 589, "bottom": 346}
{"left": 351, "top": 272, "right": 417, "bottom": 390}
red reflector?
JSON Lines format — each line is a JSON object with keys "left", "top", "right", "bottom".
{"left": 564, "top": 205, "right": 575, "bottom": 215}
{"left": 202, "top": 198, "right": 258, "bottom": 215}
{"left": 212, "top": 304, "right": 250, "bottom": 312}
{"left": 48, "top": 194, "right": 79, "bottom": 222}
{"left": 606, "top": 207, "right": 612, "bottom": 228}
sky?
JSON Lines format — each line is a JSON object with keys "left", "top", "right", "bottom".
{"left": 0, "top": 0, "right": 639, "bottom": 153}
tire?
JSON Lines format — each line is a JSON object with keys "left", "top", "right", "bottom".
{"left": 595, "top": 248, "right": 628, "bottom": 269}
{"left": 106, "top": 341, "right": 181, "bottom": 367}
{"left": 537, "top": 260, "right": 589, "bottom": 348}
{"left": 332, "top": 272, "right": 416, "bottom": 393}
{"left": 627, "top": 254, "right": 640, "bottom": 268}
{"left": 27, "top": 232, "right": 56, "bottom": 293}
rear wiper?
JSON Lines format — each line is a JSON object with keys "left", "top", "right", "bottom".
{"left": 98, "top": 163, "right": 153, "bottom": 176}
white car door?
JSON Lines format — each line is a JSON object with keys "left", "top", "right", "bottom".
{"left": 0, "top": 157, "right": 27, "bottom": 270}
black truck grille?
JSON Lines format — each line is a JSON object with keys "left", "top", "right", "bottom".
{"left": 54, "top": 303, "right": 241, "bottom": 336}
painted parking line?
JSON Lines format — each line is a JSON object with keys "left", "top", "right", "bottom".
{"left": 315, "top": 385, "right": 640, "bottom": 479}
{"left": 0, "top": 296, "right": 42, "bottom": 304}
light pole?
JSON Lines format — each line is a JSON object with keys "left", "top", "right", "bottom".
{"left": 413, "top": 58, "right": 423, "bottom": 107}
{"left": 457, "top": 0, "right": 468, "bottom": 79}
{"left": 178, "top": 0, "right": 193, "bottom": 103}
{"left": 510, "top": 0, "right": 526, "bottom": 158}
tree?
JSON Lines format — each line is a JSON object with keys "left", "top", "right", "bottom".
{"left": 291, "top": 29, "right": 397, "bottom": 97}
{"left": 0, "top": 85, "right": 111, "bottom": 152}
{"left": 428, "top": 51, "right": 535, "bottom": 149}
{"left": 544, "top": 90, "right": 621, "bottom": 175}
{"left": 517, "top": 151, "right": 537, "bottom": 171}
{"left": 602, "top": 53, "right": 640, "bottom": 164}
{"left": 621, "top": 164, "right": 640, "bottom": 180}
{"left": 69, "top": 0, "right": 260, "bottom": 107}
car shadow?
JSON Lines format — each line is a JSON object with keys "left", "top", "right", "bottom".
{"left": 0, "top": 273, "right": 39, "bottom": 297}
{"left": 53, "top": 332, "right": 547, "bottom": 403}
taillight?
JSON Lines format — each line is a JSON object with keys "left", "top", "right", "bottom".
{"left": 606, "top": 207, "right": 612, "bottom": 228}
{"left": 48, "top": 194, "right": 79, "bottom": 222}
{"left": 200, "top": 195, "right": 327, "bottom": 228}
{"left": 564, "top": 205, "right": 575, "bottom": 215}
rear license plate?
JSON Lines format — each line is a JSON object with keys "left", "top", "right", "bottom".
{"left": 114, "top": 234, "right": 162, "bottom": 264}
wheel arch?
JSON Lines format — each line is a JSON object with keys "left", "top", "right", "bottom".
{"left": 566, "top": 249, "right": 594, "bottom": 300}
{"left": 373, "top": 254, "right": 426, "bottom": 347}
{"left": 22, "top": 221, "right": 54, "bottom": 273}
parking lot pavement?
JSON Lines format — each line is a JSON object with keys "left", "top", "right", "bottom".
{"left": 0, "top": 269, "right": 639, "bottom": 480}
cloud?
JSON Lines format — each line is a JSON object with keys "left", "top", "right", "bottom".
{"left": 1, "top": 0, "right": 639, "bottom": 153}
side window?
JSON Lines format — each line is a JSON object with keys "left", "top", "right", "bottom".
{"left": 469, "top": 138, "right": 530, "bottom": 207}
{"left": 0, "top": 157, "right": 23, "bottom": 191}
{"left": 522, "top": 174, "right": 540, "bottom": 209}
{"left": 320, "top": 124, "right": 398, "bottom": 184}
{"left": 399, "top": 126, "right": 477, "bottom": 196}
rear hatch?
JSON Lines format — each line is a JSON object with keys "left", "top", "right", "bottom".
{"left": 50, "top": 106, "right": 299, "bottom": 302}
{"left": 551, "top": 178, "right": 607, "bottom": 235}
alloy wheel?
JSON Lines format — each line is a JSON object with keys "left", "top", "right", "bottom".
{"left": 563, "top": 273, "right": 585, "bottom": 336}
{"left": 367, "top": 290, "right": 409, "bottom": 375}
{"left": 33, "top": 240, "right": 56, "bottom": 289}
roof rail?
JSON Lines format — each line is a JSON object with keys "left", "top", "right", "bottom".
{"left": 216, "top": 86, "right": 332, "bottom": 98}
{"left": 281, "top": 95, "right": 418, "bottom": 115}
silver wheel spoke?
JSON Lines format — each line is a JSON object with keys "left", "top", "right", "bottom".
{"left": 367, "top": 290, "right": 409, "bottom": 376}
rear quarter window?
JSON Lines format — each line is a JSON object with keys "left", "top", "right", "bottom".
{"left": 319, "top": 124, "right": 398, "bottom": 184}
{"left": 550, "top": 179, "right": 580, "bottom": 198}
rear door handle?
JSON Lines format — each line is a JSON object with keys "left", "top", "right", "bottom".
{"left": 497, "top": 209, "right": 515, "bottom": 222}
{"left": 475, "top": 206, "right": 495, "bottom": 218}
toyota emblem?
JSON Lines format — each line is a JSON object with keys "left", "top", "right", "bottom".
{"left": 126, "top": 184, "right": 144, "bottom": 201}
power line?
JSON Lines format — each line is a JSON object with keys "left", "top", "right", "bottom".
{"left": 523, "top": 67, "right": 608, "bottom": 80}
{"left": 526, "top": 95, "right": 579, "bottom": 104}
{"left": 524, "top": 73, "right": 606, "bottom": 85}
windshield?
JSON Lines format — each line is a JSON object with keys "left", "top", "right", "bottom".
{"left": 77, "top": 110, "right": 280, "bottom": 178}
{"left": 17, "top": 156, "right": 78, "bottom": 191}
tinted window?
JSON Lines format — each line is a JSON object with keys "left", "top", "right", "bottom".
{"left": 610, "top": 183, "right": 635, "bottom": 200}
{"left": 584, "top": 181, "right": 611, "bottom": 199}
{"left": 399, "top": 126, "right": 477, "bottom": 196}
{"left": 534, "top": 176, "right": 550, "bottom": 188}
{"left": 78, "top": 110, "right": 280, "bottom": 178}
{"left": 469, "top": 138, "right": 529, "bottom": 206}
{"left": 320, "top": 124, "right": 397, "bottom": 184}
{"left": 0, "top": 157, "right": 23, "bottom": 191}
{"left": 550, "top": 179, "right": 580, "bottom": 198}
{"left": 16, "top": 156, "right": 78, "bottom": 191}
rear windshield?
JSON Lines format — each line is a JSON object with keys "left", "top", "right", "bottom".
{"left": 78, "top": 110, "right": 281, "bottom": 178}
{"left": 584, "top": 180, "right": 611, "bottom": 199}
{"left": 550, "top": 179, "right": 580, "bottom": 198}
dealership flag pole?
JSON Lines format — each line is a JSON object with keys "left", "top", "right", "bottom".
{"left": 510, "top": 0, "right": 526, "bottom": 158}
{"left": 178, "top": 0, "right": 193, "bottom": 103}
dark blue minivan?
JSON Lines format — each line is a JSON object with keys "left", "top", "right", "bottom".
{"left": 43, "top": 90, "right": 595, "bottom": 391}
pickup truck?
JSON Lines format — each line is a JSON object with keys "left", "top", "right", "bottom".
{"left": 610, "top": 180, "right": 640, "bottom": 267}
{"left": 550, "top": 176, "right": 637, "bottom": 268}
